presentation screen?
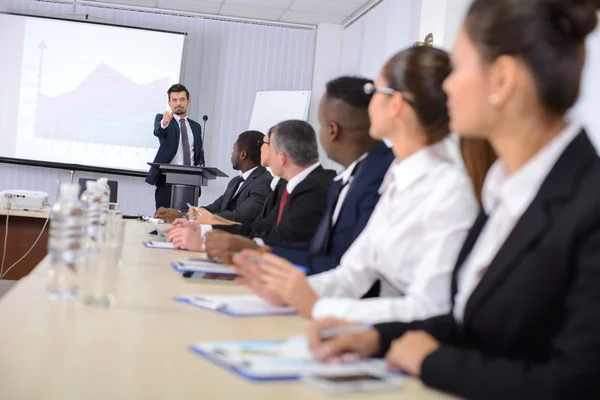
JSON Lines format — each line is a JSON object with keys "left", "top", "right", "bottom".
{"left": 0, "top": 13, "right": 186, "bottom": 172}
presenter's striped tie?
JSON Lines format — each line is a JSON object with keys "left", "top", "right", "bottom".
{"left": 180, "top": 118, "right": 192, "bottom": 166}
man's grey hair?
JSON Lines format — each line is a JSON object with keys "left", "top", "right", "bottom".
{"left": 270, "top": 120, "right": 319, "bottom": 167}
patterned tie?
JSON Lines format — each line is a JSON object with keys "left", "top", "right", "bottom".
{"left": 276, "top": 190, "right": 289, "bottom": 226}
{"left": 180, "top": 118, "right": 191, "bottom": 166}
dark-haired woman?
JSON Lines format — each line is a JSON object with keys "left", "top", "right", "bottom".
{"left": 231, "top": 46, "right": 481, "bottom": 324}
{"left": 307, "top": 0, "right": 600, "bottom": 399}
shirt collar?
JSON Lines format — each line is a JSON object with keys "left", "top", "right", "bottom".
{"left": 241, "top": 166, "right": 258, "bottom": 181}
{"left": 334, "top": 153, "right": 368, "bottom": 184}
{"left": 270, "top": 176, "right": 281, "bottom": 191}
{"left": 482, "top": 121, "right": 582, "bottom": 217}
{"left": 172, "top": 114, "right": 186, "bottom": 123}
{"left": 379, "top": 140, "right": 455, "bottom": 195}
{"left": 286, "top": 162, "right": 321, "bottom": 194}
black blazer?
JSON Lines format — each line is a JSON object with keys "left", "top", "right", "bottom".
{"left": 219, "top": 166, "right": 335, "bottom": 243}
{"left": 270, "top": 142, "right": 394, "bottom": 274}
{"left": 204, "top": 166, "right": 271, "bottom": 224}
{"left": 145, "top": 114, "right": 205, "bottom": 185}
{"left": 375, "top": 130, "right": 600, "bottom": 400}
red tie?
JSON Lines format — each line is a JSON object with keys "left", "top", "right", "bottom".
{"left": 276, "top": 190, "right": 289, "bottom": 226}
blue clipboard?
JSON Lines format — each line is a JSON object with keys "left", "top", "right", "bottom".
{"left": 171, "top": 261, "right": 309, "bottom": 275}
{"left": 174, "top": 295, "right": 297, "bottom": 317}
{"left": 143, "top": 241, "right": 185, "bottom": 250}
{"left": 189, "top": 342, "right": 303, "bottom": 382}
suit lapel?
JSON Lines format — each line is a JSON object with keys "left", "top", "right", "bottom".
{"left": 221, "top": 177, "right": 242, "bottom": 211}
{"left": 451, "top": 209, "right": 488, "bottom": 300}
{"left": 232, "top": 168, "right": 263, "bottom": 200}
{"left": 463, "top": 130, "right": 596, "bottom": 322}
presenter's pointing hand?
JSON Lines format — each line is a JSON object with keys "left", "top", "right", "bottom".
{"left": 162, "top": 111, "right": 173, "bottom": 126}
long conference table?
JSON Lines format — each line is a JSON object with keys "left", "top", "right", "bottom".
{"left": 0, "top": 220, "right": 457, "bottom": 399}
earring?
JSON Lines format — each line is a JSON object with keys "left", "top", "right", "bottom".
{"left": 488, "top": 94, "right": 499, "bottom": 105}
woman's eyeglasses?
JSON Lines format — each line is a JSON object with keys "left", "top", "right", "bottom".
{"left": 363, "top": 82, "right": 415, "bottom": 108}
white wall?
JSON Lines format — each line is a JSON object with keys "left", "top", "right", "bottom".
{"left": 0, "top": 0, "right": 315, "bottom": 215}
{"left": 309, "top": 23, "right": 344, "bottom": 169}
{"left": 574, "top": 15, "right": 600, "bottom": 150}
{"left": 341, "top": 0, "right": 422, "bottom": 78}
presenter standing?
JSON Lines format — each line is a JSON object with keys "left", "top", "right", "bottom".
{"left": 145, "top": 84, "right": 205, "bottom": 209}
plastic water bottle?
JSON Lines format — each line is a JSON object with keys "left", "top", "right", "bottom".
{"left": 96, "top": 178, "right": 111, "bottom": 237}
{"left": 47, "top": 183, "right": 84, "bottom": 299}
{"left": 80, "top": 180, "right": 101, "bottom": 244}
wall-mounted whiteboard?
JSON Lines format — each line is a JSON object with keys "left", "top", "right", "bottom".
{"left": 248, "top": 91, "right": 312, "bottom": 134}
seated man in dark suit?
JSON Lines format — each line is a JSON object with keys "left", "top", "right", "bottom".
{"left": 155, "top": 130, "right": 271, "bottom": 223}
{"left": 166, "top": 120, "right": 335, "bottom": 249}
{"left": 204, "top": 77, "right": 394, "bottom": 275}
{"left": 146, "top": 84, "right": 205, "bottom": 210}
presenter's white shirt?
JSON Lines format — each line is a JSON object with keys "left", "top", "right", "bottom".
{"left": 161, "top": 114, "right": 194, "bottom": 166}
{"left": 308, "top": 141, "right": 478, "bottom": 324}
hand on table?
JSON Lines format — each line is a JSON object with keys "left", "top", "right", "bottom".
{"left": 154, "top": 207, "right": 182, "bottom": 223}
{"left": 385, "top": 331, "right": 440, "bottom": 377}
{"left": 168, "top": 219, "right": 200, "bottom": 232}
{"left": 188, "top": 207, "right": 214, "bottom": 225}
{"left": 307, "top": 317, "right": 381, "bottom": 363}
{"left": 232, "top": 250, "right": 317, "bottom": 317}
{"left": 205, "top": 231, "right": 258, "bottom": 264}
{"left": 166, "top": 226, "right": 204, "bottom": 251}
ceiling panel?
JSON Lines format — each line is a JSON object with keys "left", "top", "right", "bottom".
{"left": 290, "top": 0, "right": 364, "bottom": 16}
{"left": 220, "top": 4, "right": 286, "bottom": 20}
{"left": 156, "top": 0, "right": 222, "bottom": 13}
{"left": 280, "top": 10, "right": 347, "bottom": 25}
{"left": 223, "top": 0, "right": 294, "bottom": 9}
{"left": 88, "top": 0, "right": 375, "bottom": 25}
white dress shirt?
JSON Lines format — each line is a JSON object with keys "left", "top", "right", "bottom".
{"left": 270, "top": 176, "right": 281, "bottom": 191}
{"left": 453, "top": 122, "right": 581, "bottom": 323}
{"left": 161, "top": 114, "right": 195, "bottom": 166}
{"left": 332, "top": 153, "right": 368, "bottom": 225}
{"left": 233, "top": 166, "right": 258, "bottom": 198}
{"left": 286, "top": 162, "right": 321, "bottom": 194}
{"left": 309, "top": 141, "right": 478, "bottom": 324}
{"left": 199, "top": 167, "right": 259, "bottom": 240}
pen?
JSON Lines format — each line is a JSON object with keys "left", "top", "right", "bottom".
{"left": 319, "top": 324, "right": 373, "bottom": 340}
{"left": 186, "top": 203, "right": 199, "bottom": 217}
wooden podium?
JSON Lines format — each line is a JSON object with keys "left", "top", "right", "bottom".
{"left": 147, "top": 163, "right": 228, "bottom": 212}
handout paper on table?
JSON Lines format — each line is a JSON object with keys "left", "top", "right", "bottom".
{"left": 175, "top": 294, "right": 296, "bottom": 317}
{"left": 143, "top": 241, "right": 176, "bottom": 249}
{"left": 171, "top": 260, "right": 235, "bottom": 275}
{"left": 190, "top": 335, "right": 399, "bottom": 381}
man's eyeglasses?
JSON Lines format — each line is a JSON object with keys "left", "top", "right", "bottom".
{"left": 363, "top": 82, "right": 415, "bottom": 108}
{"left": 258, "top": 138, "right": 270, "bottom": 146}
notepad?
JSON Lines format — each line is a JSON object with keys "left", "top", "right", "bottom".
{"left": 175, "top": 294, "right": 296, "bottom": 317}
{"left": 143, "top": 241, "right": 176, "bottom": 249}
{"left": 172, "top": 260, "right": 235, "bottom": 275}
{"left": 190, "top": 337, "right": 397, "bottom": 381}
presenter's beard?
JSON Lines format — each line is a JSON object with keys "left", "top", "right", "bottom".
{"left": 174, "top": 108, "right": 185, "bottom": 115}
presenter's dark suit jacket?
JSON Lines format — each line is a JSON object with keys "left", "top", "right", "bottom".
{"left": 373, "top": 130, "right": 600, "bottom": 400}
{"left": 217, "top": 166, "right": 336, "bottom": 243}
{"left": 204, "top": 166, "right": 272, "bottom": 223}
{"left": 270, "top": 142, "right": 394, "bottom": 275}
{"left": 145, "top": 113, "right": 205, "bottom": 186}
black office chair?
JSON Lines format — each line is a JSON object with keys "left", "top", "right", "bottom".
{"left": 78, "top": 178, "right": 118, "bottom": 203}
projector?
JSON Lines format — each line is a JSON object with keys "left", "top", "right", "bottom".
{"left": 0, "top": 190, "right": 49, "bottom": 211}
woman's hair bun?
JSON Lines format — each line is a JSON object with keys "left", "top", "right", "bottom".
{"left": 550, "top": 0, "right": 599, "bottom": 42}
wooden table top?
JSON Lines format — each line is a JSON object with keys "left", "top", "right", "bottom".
{"left": 0, "top": 220, "right": 456, "bottom": 400}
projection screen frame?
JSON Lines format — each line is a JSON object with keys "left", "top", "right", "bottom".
{"left": 0, "top": 11, "right": 187, "bottom": 178}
